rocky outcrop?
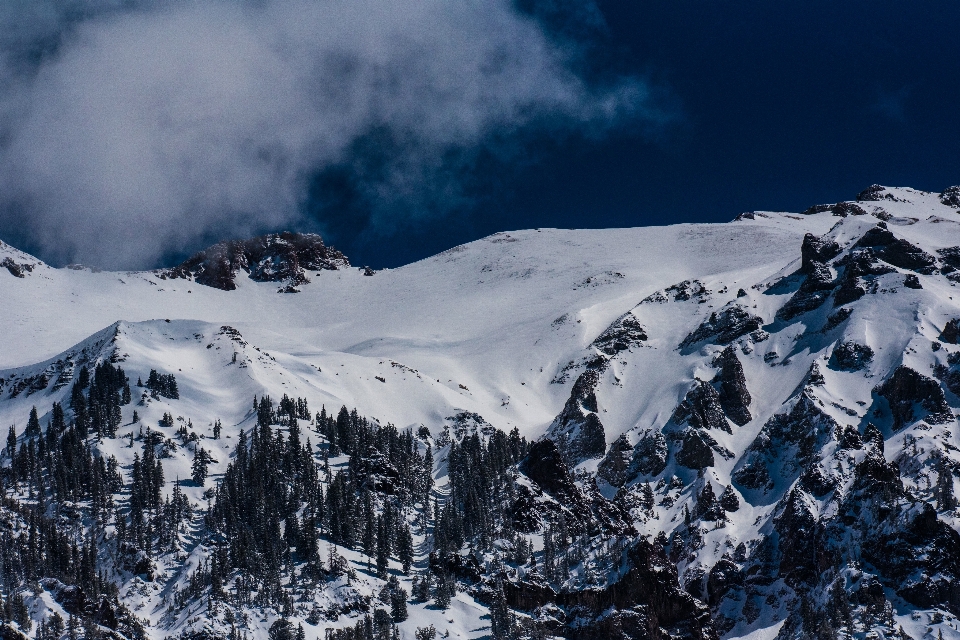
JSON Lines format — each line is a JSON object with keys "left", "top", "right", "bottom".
{"left": 505, "top": 539, "right": 718, "bottom": 640}
{"left": 1, "top": 257, "right": 35, "bottom": 278}
{"left": 828, "top": 341, "right": 874, "bottom": 371}
{"left": 712, "top": 346, "right": 751, "bottom": 425}
{"left": 675, "top": 429, "right": 715, "bottom": 470}
{"left": 671, "top": 380, "right": 729, "bottom": 433}
{"left": 597, "top": 434, "right": 634, "bottom": 487}
{"left": 592, "top": 313, "right": 647, "bottom": 356}
{"left": 547, "top": 369, "right": 607, "bottom": 464}
{"left": 941, "top": 318, "right": 960, "bottom": 344}
{"left": 734, "top": 393, "right": 838, "bottom": 492}
{"left": 799, "top": 233, "right": 841, "bottom": 274}
{"left": 856, "top": 184, "right": 889, "bottom": 201}
{"left": 776, "top": 261, "right": 834, "bottom": 321}
{"left": 853, "top": 225, "right": 937, "bottom": 273}
{"left": 163, "top": 232, "right": 349, "bottom": 291}
{"left": 941, "top": 186, "right": 960, "bottom": 208}
{"left": 875, "top": 365, "right": 953, "bottom": 429}
{"left": 631, "top": 431, "right": 669, "bottom": 478}
{"left": 519, "top": 440, "right": 580, "bottom": 504}
{"left": 679, "top": 305, "right": 763, "bottom": 349}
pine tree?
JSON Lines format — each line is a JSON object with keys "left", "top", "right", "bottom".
{"left": 192, "top": 447, "right": 212, "bottom": 486}
{"left": 26, "top": 406, "right": 41, "bottom": 437}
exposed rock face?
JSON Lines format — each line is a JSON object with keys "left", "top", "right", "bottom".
{"left": 799, "top": 233, "right": 841, "bottom": 274}
{"left": 549, "top": 312, "right": 649, "bottom": 464}
{"left": 630, "top": 431, "right": 668, "bottom": 478}
{"left": 505, "top": 539, "right": 718, "bottom": 640}
{"left": 164, "top": 232, "right": 349, "bottom": 291}
{"left": 1, "top": 257, "right": 34, "bottom": 278}
{"left": 934, "top": 352, "right": 960, "bottom": 396}
{"left": 828, "top": 341, "right": 874, "bottom": 371}
{"left": 856, "top": 184, "right": 889, "bottom": 201}
{"left": 519, "top": 440, "right": 580, "bottom": 503}
{"left": 941, "top": 186, "right": 960, "bottom": 208}
{"left": 675, "top": 429, "right": 715, "bottom": 470}
{"left": 671, "top": 380, "right": 729, "bottom": 433}
{"left": 830, "top": 201, "right": 868, "bottom": 216}
{"left": 941, "top": 318, "right": 960, "bottom": 344}
{"left": 853, "top": 226, "right": 937, "bottom": 273}
{"left": 547, "top": 369, "right": 607, "bottom": 464}
{"left": 876, "top": 366, "right": 953, "bottom": 429}
{"left": 679, "top": 305, "right": 763, "bottom": 349}
{"left": 597, "top": 434, "right": 634, "bottom": 487}
{"left": 800, "top": 203, "right": 833, "bottom": 216}
{"left": 734, "top": 393, "right": 838, "bottom": 492}
{"left": 592, "top": 313, "right": 648, "bottom": 356}
{"left": 712, "top": 346, "right": 751, "bottom": 425}
{"left": 776, "top": 261, "right": 834, "bottom": 321}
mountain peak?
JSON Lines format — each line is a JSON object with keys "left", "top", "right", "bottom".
{"left": 160, "top": 231, "right": 349, "bottom": 292}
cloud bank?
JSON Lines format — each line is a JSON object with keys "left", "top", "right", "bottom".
{"left": 0, "top": 0, "right": 652, "bottom": 269}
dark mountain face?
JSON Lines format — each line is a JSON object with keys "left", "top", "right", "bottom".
{"left": 162, "top": 232, "right": 349, "bottom": 292}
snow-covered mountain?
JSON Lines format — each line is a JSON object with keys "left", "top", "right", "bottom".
{"left": 3, "top": 185, "right": 960, "bottom": 640}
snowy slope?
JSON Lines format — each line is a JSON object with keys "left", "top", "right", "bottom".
{"left": 4, "top": 184, "right": 960, "bottom": 640}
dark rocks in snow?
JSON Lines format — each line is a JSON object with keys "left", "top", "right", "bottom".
{"left": 940, "top": 185, "right": 960, "bottom": 208}
{"left": 904, "top": 273, "right": 922, "bottom": 289}
{"left": 800, "top": 203, "right": 833, "bottom": 216}
{"left": 671, "top": 380, "right": 730, "bottom": 433}
{"left": 548, "top": 369, "right": 607, "bottom": 464}
{"left": 519, "top": 440, "right": 579, "bottom": 504}
{"left": 734, "top": 394, "right": 838, "bottom": 492}
{"left": 592, "top": 313, "right": 647, "bottom": 356}
{"left": 822, "top": 307, "right": 852, "bottom": 331}
{"left": 712, "top": 346, "right": 752, "bottom": 425}
{"left": 804, "top": 362, "right": 825, "bottom": 387}
{"left": 719, "top": 485, "right": 740, "bottom": 512}
{"left": 1, "top": 257, "right": 34, "bottom": 278}
{"left": 597, "top": 434, "right": 633, "bottom": 487}
{"left": 706, "top": 558, "right": 743, "bottom": 608}
{"left": 828, "top": 341, "right": 874, "bottom": 371}
{"left": 875, "top": 365, "right": 953, "bottom": 429}
{"left": 165, "top": 232, "right": 349, "bottom": 291}
{"left": 799, "top": 201, "right": 868, "bottom": 216}
{"left": 856, "top": 184, "right": 891, "bottom": 202}
{"left": 831, "top": 201, "right": 868, "bottom": 217}
{"left": 799, "top": 233, "right": 841, "bottom": 274}
{"left": 666, "top": 279, "right": 708, "bottom": 302}
{"left": 507, "top": 538, "right": 718, "bottom": 640}
{"left": 940, "top": 318, "right": 960, "bottom": 344}
{"left": 679, "top": 305, "right": 762, "bottom": 349}
{"left": 938, "top": 246, "right": 960, "bottom": 270}
{"left": 776, "top": 261, "right": 834, "bottom": 321}
{"left": 631, "top": 431, "right": 669, "bottom": 478}
{"left": 853, "top": 226, "right": 937, "bottom": 273}
{"left": 675, "top": 429, "right": 715, "bottom": 470}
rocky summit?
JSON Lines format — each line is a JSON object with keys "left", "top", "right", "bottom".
{"left": 3, "top": 186, "right": 960, "bottom": 640}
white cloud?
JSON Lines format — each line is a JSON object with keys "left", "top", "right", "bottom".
{"left": 0, "top": 0, "right": 649, "bottom": 268}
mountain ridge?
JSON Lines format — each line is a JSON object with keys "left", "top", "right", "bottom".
{"left": 3, "top": 184, "right": 960, "bottom": 639}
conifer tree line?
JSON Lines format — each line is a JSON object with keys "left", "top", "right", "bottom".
{"left": 2, "top": 371, "right": 548, "bottom": 640}
{"left": 142, "top": 369, "right": 179, "bottom": 400}
{"left": 70, "top": 362, "right": 132, "bottom": 439}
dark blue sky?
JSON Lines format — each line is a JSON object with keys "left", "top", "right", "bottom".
{"left": 327, "top": 0, "right": 960, "bottom": 269}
